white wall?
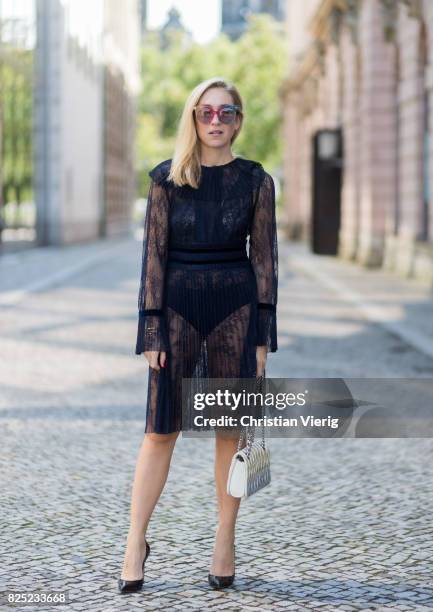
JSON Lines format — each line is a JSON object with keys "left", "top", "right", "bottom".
{"left": 61, "top": 0, "right": 104, "bottom": 242}
{"left": 35, "top": 0, "right": 140, "bottom": 244}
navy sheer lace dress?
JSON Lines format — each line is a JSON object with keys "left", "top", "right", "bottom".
{"left": 135, "top": 156, "right": 278, "bottom": 434}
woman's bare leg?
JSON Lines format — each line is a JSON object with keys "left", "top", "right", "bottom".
{"left": 120, "top": 431, "right": 180, "bottom": 580}
{"left": 210, "top": 431, "right": 241, "bottom": 575}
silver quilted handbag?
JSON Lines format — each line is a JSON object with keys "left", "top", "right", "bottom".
{"left": 226, "top": 372, "right": 271, "bottom": 499}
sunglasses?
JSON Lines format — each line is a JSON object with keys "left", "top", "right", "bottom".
{"left": 193, "top": 104, "right": 240, "bottom": 125}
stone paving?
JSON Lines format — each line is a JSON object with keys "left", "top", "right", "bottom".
{"left": 1, "top": 233, "right": 433, "bottom": 611}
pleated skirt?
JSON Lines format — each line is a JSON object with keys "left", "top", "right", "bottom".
{"left": 144, "top": 246, "right": 259, "bottom": 434}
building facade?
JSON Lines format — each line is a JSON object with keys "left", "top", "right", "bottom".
{"left": 281, "top": 0, "right": 433, "bottom": 282}
{"left": 222, "top": 0, "right": 286, "bottom": 40}
{"left": 34, "top": 0, "right": 140, "bottom": 246}
{"left": 159, "top": 7, "right": 193, "bottom": 50}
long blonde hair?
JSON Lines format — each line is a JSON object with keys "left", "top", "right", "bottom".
{"left": 168, "top": 77, "right": 244, "bottom": 189}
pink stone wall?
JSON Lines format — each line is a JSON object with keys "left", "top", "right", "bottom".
{"left": 282, "top": 0, "right": 433, "bottom": 281}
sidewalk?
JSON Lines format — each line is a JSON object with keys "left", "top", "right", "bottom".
{"left": 279, "top": 237, "right": 433, "bottom": 361}
{"left": 1, "top": 234, "right": 433, "bottom": 610}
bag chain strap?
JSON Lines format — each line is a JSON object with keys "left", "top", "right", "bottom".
{"left": 237, "top": 369, "right": 266, "bottom": 457}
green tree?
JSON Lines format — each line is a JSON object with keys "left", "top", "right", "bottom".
{"left": 136, "top": 14, "right": 288, "bottom": 196}
{"left": 0, "top": 44, "right": 33, "bottom": 231}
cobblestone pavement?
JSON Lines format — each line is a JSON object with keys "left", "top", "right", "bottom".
{"left": 1, "top": 233, "right": 433, "bottom": 611}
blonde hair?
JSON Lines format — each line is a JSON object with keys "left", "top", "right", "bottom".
{"left": 168, "top": 77, "right": 244, "bottom": 189}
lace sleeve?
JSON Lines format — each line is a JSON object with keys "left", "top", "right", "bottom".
{"left": 135, "top": 178, "right": 170, "bottom": 354}
{"left": 249, "top": 171, "right": 278, "bottom": 353}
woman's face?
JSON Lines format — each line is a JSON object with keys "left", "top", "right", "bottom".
{"left": 194, "top": 88, "right": 241, "bottom": 151}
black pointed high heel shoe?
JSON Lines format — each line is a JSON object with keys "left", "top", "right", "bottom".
{"left": 208, "top": 543, "right": 235, "bottom": 589}
{"left": 118, "top": 537, "right": 150, "bottom": 594}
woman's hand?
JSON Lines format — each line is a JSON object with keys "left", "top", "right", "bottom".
{"left": 143, "top": 350, "right": 167, "bottom": 370}
{"left": 256, "top": 346, "right": 267, "bottom": 376}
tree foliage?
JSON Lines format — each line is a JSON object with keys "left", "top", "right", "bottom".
{"left": 0, "top": 46, "right": 33, "bottom": 209}
{"left": 136, "top": 14, "right": 288, "bottom": 196}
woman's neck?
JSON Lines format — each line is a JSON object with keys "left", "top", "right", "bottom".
{"left": 200, "top": 150, "right": 235, "bottom": 167}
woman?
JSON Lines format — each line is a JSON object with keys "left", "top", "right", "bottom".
{"left": 118, "top": 77, "right": 278, "bottom": 593}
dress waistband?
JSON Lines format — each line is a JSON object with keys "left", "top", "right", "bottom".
{"left": 167, "top": 245, "right": 248, "bottom": 264}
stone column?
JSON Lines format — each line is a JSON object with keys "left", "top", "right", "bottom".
{"left": 281, "top": 89, "right": 305, "bottom": 239}
{"left": 357, "top": 0, "right": 397, "bottom": 267}
{"left": 34, "top": 0, "right": 63, "bottom": 246}
{"left": 339, "top": 24, "right": 361, "bottom": 261}
{"left": 423, "top": 0, "right": 433, "bottom": 246}
{"left": 393, "top": 4, "right": 425, "bottom": 275}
